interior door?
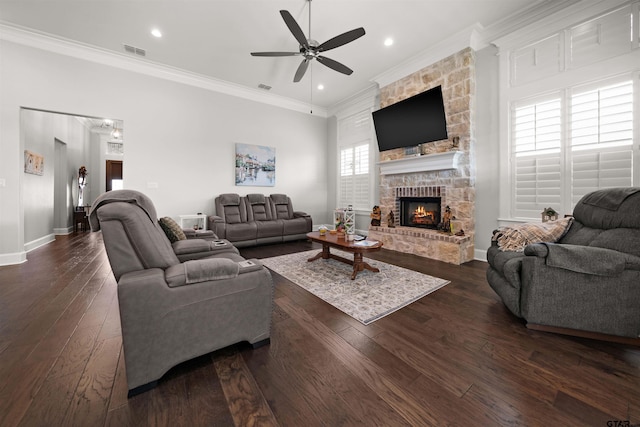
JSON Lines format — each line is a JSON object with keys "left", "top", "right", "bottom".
{"left": 106, "top": 160, "right": 123, "bottom": 191}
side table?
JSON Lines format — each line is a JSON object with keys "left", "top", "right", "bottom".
{"left": 179, "top": 214, "right": 207, "bottom": 231}
{"left": 74, "top": 209, "right": 89, "bottom": 232}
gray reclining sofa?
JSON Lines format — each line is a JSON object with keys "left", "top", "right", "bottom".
{"left": 210, "top": 193, "right": 312, "bottom": 247}
{"left": 486, "top": 187, "right": 640, "bottom": 342}
{"left": 90, "top": 190, "right": 273, "bottom": 396}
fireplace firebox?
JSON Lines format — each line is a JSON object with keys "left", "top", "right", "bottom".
{"left": 399, "top": 197, "right": 441, "bottom": 229}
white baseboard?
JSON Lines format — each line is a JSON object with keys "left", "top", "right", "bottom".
{"left": 474, "top": 248, "right": 488, "bottom": 262}
{"left": 24, "top": 234, "right": 55, "bottom": 253}
{"left": 0, "top": 251, "right": 27, "bottom": 266}
{"left": 54, "top": 227, "right": 73, "bottom": 235}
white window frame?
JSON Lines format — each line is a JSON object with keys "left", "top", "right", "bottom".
{"left": 496, "top": 1, "right": 640, "bottom": 223}
{"left": 338, "top": 141, "right": 372, "bottom": 211}
{"left": 335, "top": 107, "right": 375, "bottom": 214}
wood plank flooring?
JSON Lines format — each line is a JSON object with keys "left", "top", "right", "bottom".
{"left": 1, "top": 232, "right": 639, "bottom": 426}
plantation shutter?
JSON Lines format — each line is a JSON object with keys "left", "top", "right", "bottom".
{"left": 338, "top": 109, "right": 372, "bottom": 211}
{"left": 512, "top": 97, "right": 562, "bottom": 218}
{"left": 570, "top": 80, "right": 634, "bottom": 205}
{"left": 339, "top": 143, "right": 370, "bottom": 210}
{"left": 339, "top": 148, "right": 354, "bottom": 209}
{"left": 352, "top": 144, "right": 370, "bottom": 210}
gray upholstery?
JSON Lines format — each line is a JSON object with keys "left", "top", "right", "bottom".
{"left": 486, "top": 187, "right": 640, "bottom": 338}
{"left": 210, "top": 193, "right": 312, "bottom": 247}
{"left": 90, "top": 190, "right": 273, "bottom": 395}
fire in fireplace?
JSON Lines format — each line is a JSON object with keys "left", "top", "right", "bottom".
{"left": 399, "top": 197, "right": 441, "bottom": 229}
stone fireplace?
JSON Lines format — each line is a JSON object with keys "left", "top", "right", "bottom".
{"left": 368, "top": 48, "right": 476, "bottom": 265}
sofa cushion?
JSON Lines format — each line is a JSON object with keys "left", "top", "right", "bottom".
{"left": 270, "top": 194, "right": 292, "bottom": 219}
{"left": 282, "top": 217, "right": 310, "bottom": 235}
{"left": 247, "top": 193, "right": 265, "bottom": 204}
{"left": 581, "top": 187, "right": 640, "bottom": 211}
{"left": 256, "top": 220, "right": 283, "bottom": 238}
{"left": 226, "top": 222, "right": 258, "bottom": 241}
{"left": 589, "top": 228, "right": 640, "bottom": 258}
{"left": 223, "top": 205, "right": 243, "bottom": 224}
{"left": 218, "top": 193, "right": 240, "bottom": 206}
{"left": 247, "top": 194, "right": 271, "bottom": 221}
{"left": 573, "top": 187, "right": 640, "bottom": 230}
{"left": 558, "top": 221, "right": 603, "bottom": 246}
{"left": 159, "top": 217, "right": 187, "bottom": 243}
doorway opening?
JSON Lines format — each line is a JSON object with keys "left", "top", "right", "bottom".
{"left": 106, "top": 160, "right": 123, "bottom": 191}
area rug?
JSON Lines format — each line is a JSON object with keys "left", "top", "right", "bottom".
{"left": 260, "top": 249, "right": 450, "bottom": 325}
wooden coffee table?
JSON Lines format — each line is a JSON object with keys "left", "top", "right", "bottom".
{"left": 306, "top": 231, "right": 383, "bottom": 280}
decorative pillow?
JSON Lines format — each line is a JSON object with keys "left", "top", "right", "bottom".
{"left": 492, "top": 217, "right": 573, "bottom": 252}
{"left": 159, "top": 217, "right": 187, "bottom": 243}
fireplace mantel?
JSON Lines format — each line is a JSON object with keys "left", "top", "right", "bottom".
{"left": 378, "top": 151, "right": 462, "bottom": 175}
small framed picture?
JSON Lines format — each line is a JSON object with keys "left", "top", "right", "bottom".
{"left": 24, "top": 150, "right": 44, "bottom": 176}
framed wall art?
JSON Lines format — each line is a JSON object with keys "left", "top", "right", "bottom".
{"left": 24, "top": 150, "right": 44, "bottom": 176}
{"left": 235, "top": 143, "right": 276, "bottom": 187}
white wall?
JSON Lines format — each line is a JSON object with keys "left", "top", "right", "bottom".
{"left": 0, "top": 40, "right": 328, "bottom": 264}
{"left": 21, "top": 110, "right": 89, "bottom": 247}
{"left": 473, "top": 44, "right": 501, "bottom": 260}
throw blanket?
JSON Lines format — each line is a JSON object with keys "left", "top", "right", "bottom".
{"left": 492, "top": 217, "right": 573, "bottom": 252}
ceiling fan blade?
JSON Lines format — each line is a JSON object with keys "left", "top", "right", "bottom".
{"left": 280, "top": 10, "right": 309, "bottom": 49}
{"left": 316, "top": 56, "right": 354, "bottom": 76}
{"left": 293, "top": 59, "right": 310, "bottom": 82}
{"left": 317, "top": 28, "right": 365, "bottom": 52}
{"left": 251, "top": 52, "right": 299, "bottom": 57}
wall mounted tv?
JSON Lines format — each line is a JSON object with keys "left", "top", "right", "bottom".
{"left": 372, "top": 85, "right": 448, "bottom": 152}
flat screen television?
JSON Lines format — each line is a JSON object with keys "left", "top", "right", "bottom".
{"left": 372, "top": 85, "right": 448, "bottom": 152}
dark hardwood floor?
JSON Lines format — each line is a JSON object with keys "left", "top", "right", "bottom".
{"left": 1, "top": 232, "right": 639, "bottom": 426}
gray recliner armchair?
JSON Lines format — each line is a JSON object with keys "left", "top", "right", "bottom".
{"left": 89, "top": 190, "right": 273, "bottom": 396}
{"left": 486, "top": 187, "right": 640, "bottom": 342}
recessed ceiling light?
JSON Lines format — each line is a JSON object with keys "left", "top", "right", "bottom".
{"left": 317, "top": 84, "right": 324, "bottom": 90}
{"left": 151, "top": 28, "right": 162, "bottom": 38}
{"left": 384, "top": 37, "right": 394, "bottom": 47}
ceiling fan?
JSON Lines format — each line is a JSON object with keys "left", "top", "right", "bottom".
{"left": 251, "top": 0, "right": 365, "bottom": 83}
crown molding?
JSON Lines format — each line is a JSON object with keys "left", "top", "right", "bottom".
{"left": 0, "top": 22, "right": 327, "bottom": 117}
{"left": 371, "top": 23, "right": 484, "bottom": 89}
{"left": 480, "top": 0, "right": 581, "bottom": 45}
{"left": 491, "top": 0, "right": 631, "bottom": 50}
{"left": 370, "top": 0, "right": 581, "bottom": 89}
{"left": 328, "top": 83, "right": 379, "bottom": 118}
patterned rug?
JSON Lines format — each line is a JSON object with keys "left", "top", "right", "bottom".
{"left": 260, "top": 249, "right": 450, "bottom": 325}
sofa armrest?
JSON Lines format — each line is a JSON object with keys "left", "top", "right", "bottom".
{"left": 165, "top": 258, "right": 239, "bottom": 287}
{"left": 182, "top": 229, "right": 217, "bottom": 240}
{"left": 208, "top": 215, "right": 227, "bottom": 239}
{"left": 164, "top": 257, "right": 265, "bottom": 288}
{"left": 524, "top": 243, "right": 640, "bottom": 276}
{"left": 172, "top": 239, "right": 239, "bottom": 261}
{"left": 293, "top": 211, "right": 310, "bottom": 218}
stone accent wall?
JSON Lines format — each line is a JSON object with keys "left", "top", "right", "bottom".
{"left": 371, "top": 47, "right": 476, "bottom": 264}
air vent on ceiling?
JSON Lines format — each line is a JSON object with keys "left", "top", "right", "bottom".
{"left": 123, "top": 44, "right": 146, "bottom": 57}
{"left": 258, "top": 84, "right": 272, "bottom": 91}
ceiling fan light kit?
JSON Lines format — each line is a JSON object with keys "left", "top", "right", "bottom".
{"left": 251, "top": 0, "right": 365, "bottom": 83}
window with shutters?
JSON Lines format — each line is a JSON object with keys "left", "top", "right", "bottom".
{"left": 339, "top": 143, "right": 370, "bottom": 210}
{"left": 500, "top": 3, "right": 638, "bottom": 221}
{"left": 570, "top": 80, "right": 634, "bottom": 204}
{"left": 337, "top": 109, "right": 373, "bottom": 211}
{"left": 512, "top": 96, "right": 562, "bottom": 218}
{"left": 510, "top": 77, "right": 635, "bottom": 218}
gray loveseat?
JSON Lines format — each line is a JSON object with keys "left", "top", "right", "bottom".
{"left": 90, "top": 190, "right": 273, "bottom": 396}
{"left": 210, "top": 193, "right": 312, "bottom": 247}
{"left": 486, "top": 187, "right": 640, "bottom": 341}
